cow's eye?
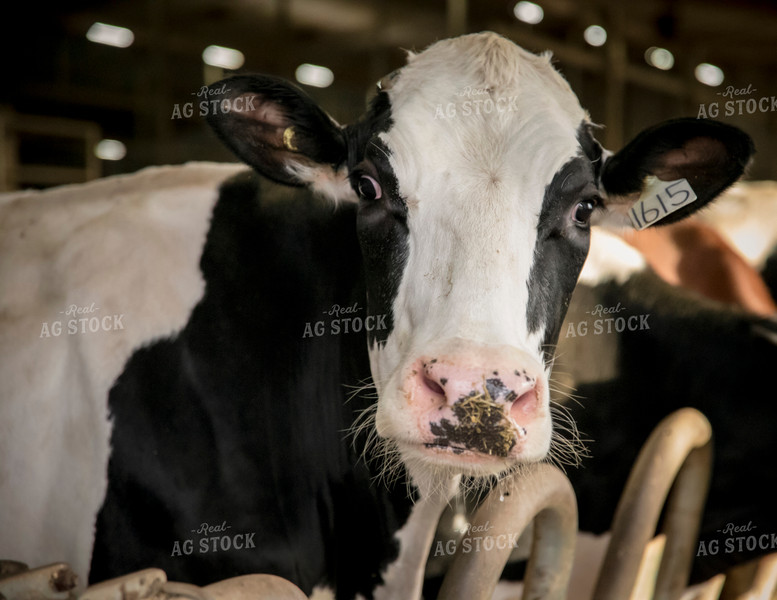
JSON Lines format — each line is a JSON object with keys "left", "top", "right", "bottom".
{"left": 573, "top": 199, "right": 597, "bottom": 226}
{"left": 358, "top": 175, "right": 382, "bottom": 201}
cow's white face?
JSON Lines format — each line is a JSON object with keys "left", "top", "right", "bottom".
{"left": 206, "top": 31, "right": 754, "bottom": 485}
{"left": 352, "top": 34, "right": 596, "bottom": 477}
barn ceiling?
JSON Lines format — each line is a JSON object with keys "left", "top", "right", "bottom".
{"left": 1, "top": 0, "right": 776, "bottom": 188}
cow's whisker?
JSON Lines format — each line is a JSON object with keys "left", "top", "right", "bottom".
{"left": 546, "top": 402, "right": 590, "bottom": 472}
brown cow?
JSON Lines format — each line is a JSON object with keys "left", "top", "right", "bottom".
{"left": 621, "top": 216, "right": 777, "bottom": 317}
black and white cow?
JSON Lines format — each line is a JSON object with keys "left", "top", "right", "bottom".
{"left": 555, "top": 226, "right": 777, "bottom": 584}
{"left": 0, "top": 32, "right": 754, "bottom": 598}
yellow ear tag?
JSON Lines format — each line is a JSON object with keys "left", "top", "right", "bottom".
{"left": 283, "top": 127, "right": 299, "bottom": 152}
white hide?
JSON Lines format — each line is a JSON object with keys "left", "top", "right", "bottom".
{"left": 285, "top": 163, "right": 355, "bottom": 205}
{"left": 0, "top": 162, "right": 245, "bottom": 583}
{"left": 370, "top": 32, "right": 589, "bottom": 472}
{"left": 309, "top": 586, "right": 337, "bottom": 600}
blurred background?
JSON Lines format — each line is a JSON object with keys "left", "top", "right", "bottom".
{"left": 1, "top": 0, "right": 775, "bottom": 191}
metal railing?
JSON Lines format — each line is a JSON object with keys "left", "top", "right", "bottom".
{"left": 1, "top": 408, "right": 775, "bottom": 600}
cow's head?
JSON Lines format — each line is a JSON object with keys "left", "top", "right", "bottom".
{"left": 206, "top": 32, "right": 753, "bottom": 484}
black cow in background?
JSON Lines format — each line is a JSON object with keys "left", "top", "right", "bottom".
{"left": 556, "top": 226, "right": 777, "bottom": 582}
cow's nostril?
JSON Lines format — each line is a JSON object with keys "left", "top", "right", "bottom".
{"left": 423, "top": 376, "right": 445, "bottom": 396}
{"left": 509, "top": 389, "right": 538, "bottom": 419}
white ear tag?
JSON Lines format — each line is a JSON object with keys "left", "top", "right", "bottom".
{"left": 628, "top": 177, "right": 697, "bottom": 230}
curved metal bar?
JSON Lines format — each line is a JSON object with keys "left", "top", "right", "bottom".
{"left": 78, "top": 573, "right": 306, "bottom": 600}
{"left": 0, "top": 561, "right": 29, "bottom": 580}
{"left": 743, "top": 553, "right": 777, "bottom": 599}
{"left": 630, "top": 534, "right": 667, "bottom": 600}
{"left": 655, "top": 439, "right": 713, "bottom": 600}
{"left": 685, "top": 573, "right": 725, "bottom": 600}
{"left": 202, "top": 574, "right": 308, "bottom": 600}
{"left": 721, "top": 552, "right": 777, "bottom": 599}
{"left": 79, "top": 568, "right": 166, "bottom": 600}
{"left": 159, "top": 581, "right": 217, "bottom": 600}
{"left": 592, "top": 407, "right": 713, "bottom": 600}
{"left": 437, "top": 463, "right": 578, "bottom": 600}
{"left": 0, "top": 562, "right": 78, "bottom": 600}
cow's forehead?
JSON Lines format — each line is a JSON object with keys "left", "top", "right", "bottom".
{"left": 390, "top": 33, "right": 584, "bottom": 118}
{"left": 375, "top": 33, "right": 589, "bottom": 202}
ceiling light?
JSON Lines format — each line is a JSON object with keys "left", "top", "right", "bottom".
{"left": 95, "top": 139, "right": 126, "bottom": 161}
{"left": 645, "top": 46, "right": 674, "bottom": 70}
{"left": 202, "top": 45, "right": 245, "bottom": 70}
{"left": 583, "top": 25, "right": 607, "bottom": 47}
{"left": 695, "top": 63, "right": 724, "bottom": 87}
{"left": 86, "top": 22, "right": 134, "bottom": 48}
{"left": 514, "top": 2, "right": 544, "bottom": 25}
{"left": 295, "top": 64, "right": 334, "bottom": 88}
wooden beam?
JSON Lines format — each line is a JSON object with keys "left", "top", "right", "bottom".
{"left": 603, "top": 5, "right": 627, "bottom": 149}
{"left": 447, "top": 0, "right": 468, "bottom": 37}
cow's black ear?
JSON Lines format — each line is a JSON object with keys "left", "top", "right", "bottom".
{"left": 205, "top": 74, "right": 352, "bottom": 199}
{"left": 597, "top": 118, "right": 754, "bottom": 228}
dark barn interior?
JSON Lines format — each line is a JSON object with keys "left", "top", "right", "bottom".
{"left": 2, "top": 1, "right": 777, "bottom": 599}
{"left": 1, "top": 0, "right": 776, "bottom": 190}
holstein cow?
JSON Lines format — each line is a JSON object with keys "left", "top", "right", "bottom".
{"left": 0, "top": 32, "right": 754, "bottom": 598}
{"left": 555, "top": 226, "right": 777, "bottom": 584}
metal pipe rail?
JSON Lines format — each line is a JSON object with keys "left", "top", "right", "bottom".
{"left": 0, "top": 567, "right": 309, "bottom": 600}
{"left": 437, "top": 462, "right": 578, "bottom": 600}
{"left": 593, "top": 407, "right": 713, "bottom": 600}
{"left": 4, "top": 408, "right": 777, "bottom": 600}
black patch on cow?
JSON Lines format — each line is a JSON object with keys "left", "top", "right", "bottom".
{"left": 485, "top": 377, "right": 517, "bottom": 403}
{"left": 526, "top": 148, "right": 598, "bottom": 361}
{"left": 428, "top": 391, "right": 516, "bottom": 457}
{"left": 560, "top": 272, "right": 777, "bottom": 584}
{"left": 762, "top": 248, "right": 777, "bottom": 304}
{"left": 346, "top": 93, "right": 409, "bottom": 346}
{"left": 345, "top": 91, "right": 392, "bottom": 173}
{"left": 92, "top": 172, "right": 414, "bottom": 599}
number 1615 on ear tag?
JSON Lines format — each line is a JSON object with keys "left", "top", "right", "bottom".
{"left": 629, "top": 177, "right": 698, "bottom": 230}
